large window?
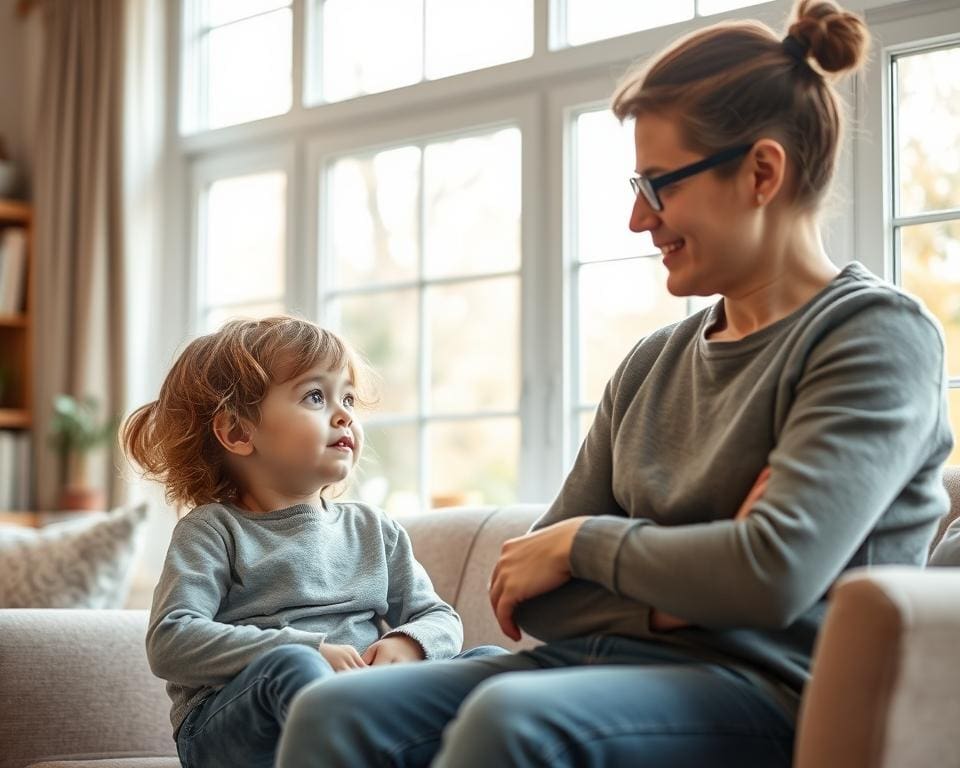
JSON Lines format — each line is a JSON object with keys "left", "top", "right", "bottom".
{"left": 321, "top": 127, "right": 521, "bottom": 512}
{"left": 174, "top": 0, "right": 960, "bottom": 515}
{"left": 322, "top": 127, "right": 523, "bottom": 513}
{"left": 891, "top": 43, "right": 960, "bottom": 464}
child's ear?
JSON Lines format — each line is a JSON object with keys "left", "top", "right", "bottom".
{"left": 212, "top": 410, "right": 255, "bottom": 457}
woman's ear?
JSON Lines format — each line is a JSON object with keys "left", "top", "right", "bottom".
{"left": 212, "top": 409, "right": 254, "bottom": 457}
{"left": 746, "top": 138, "right": 787, "bottom": 206}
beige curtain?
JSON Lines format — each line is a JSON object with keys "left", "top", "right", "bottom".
{"left": 31, "top": 0, "right": 127, "bottom": 510}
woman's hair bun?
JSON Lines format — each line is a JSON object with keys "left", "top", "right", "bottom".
{"left": 788, "top": 0, "right": 869, "bottom": 75}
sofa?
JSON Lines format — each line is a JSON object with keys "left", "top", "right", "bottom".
{"left": 2, "top": 472, "right": 959, "bottom": 768}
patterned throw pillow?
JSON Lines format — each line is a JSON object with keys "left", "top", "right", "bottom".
{"left": 0, "top": 503, "right": 148, "bottom": 608}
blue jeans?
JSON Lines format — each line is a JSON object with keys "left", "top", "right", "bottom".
{"left": 275, "top": 635, "right": 796, "bottom": 767}
{"left": 175, "top": 643, "right": 507, "bottom": 768}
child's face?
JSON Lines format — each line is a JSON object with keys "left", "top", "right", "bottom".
{"left": 248, "top": 363, "right": 363, "bottom": 494}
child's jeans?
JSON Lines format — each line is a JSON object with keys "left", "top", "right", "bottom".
{"left": 175, "top": 643, "right": 508, "bottom": 768}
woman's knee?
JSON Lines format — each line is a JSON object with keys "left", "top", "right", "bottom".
{"left": 447, "top": 675, "right": 545, "bottom": 747}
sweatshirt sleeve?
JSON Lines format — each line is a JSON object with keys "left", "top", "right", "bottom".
{"left": 929, "top": 515, "right": 960, "bottom": 566}
{"left": 530, "top": 344, "right": 640, "bottom": 533}
{"left": 381, "top": 520, "right": 464, "bottom": 659}
{"left": 516, "top": 343, "right": 657, "bottom": 640}
{"left": 569, "top": 300, "right": 953, "bottom": 629}
{"left": 145, "top": 516, "right": 327, "bottom": 688}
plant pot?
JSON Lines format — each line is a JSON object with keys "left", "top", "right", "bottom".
{"left": 58, "top": 485, "right": 106, "bottom": 511}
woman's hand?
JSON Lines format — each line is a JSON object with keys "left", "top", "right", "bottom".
{"left": 361, "top": 634, "right": 425, "bottom": 666}
{"left": 489, "top": 516, "right": 590, "bottom": 641}
{"left": 650, "top": 465, "right": 772, "bottom": 632}
{"left": 318, "top": 642, "right": 368, "bottom": 672}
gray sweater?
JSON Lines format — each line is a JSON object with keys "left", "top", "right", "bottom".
{"left": 517, "top": 261, "right": 953, "bottom": 716}
{"left": 145, "top": 499, "right": 463, "bottom": 739}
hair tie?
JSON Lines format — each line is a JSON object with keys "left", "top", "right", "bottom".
{"left": 782, "top": 35, "right": 810, "bottom": 64}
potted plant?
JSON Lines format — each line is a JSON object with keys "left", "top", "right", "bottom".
{"left": 48, "top": 394, "right": 120, "bottom": 510}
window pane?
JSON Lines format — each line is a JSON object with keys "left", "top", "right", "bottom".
{"left": 329, "top": 289, "right": 419, "bottom": 415}
{"left": 207, "top": 8, "right": 292, "bottom": 128}
{"left": 430, "top": 277, "right": 519, "bottom": 413}
{"left": 424, "top": 0, "right": 533, "bottom": 80}
{"left": 352, "top": 423, "right": 421, "bottom": 516}
{"left": 429, "top": 418, "right": 518, "bottom": 507}
{"left": 203, "top": 301, "right": 286, "bottom": 333}
{"left": 424, "top": 128, "right": 521, "bottom": 278}
{"left": 578, "top": 258, "right": 687, "bottom": 404}
{"left": 574, "top": 110, "right": 656, "bottom": 262}
{"left": 319, "top": 0, "right": 423, "bottom": 103}
{"left": 564, "top": 0, "right": 693, "bottom": 47}
{"left": 328, "top": 146, "right": 421, "bottom": 289}
{"left": 895, "top": 46, "right": 960, "bottom": 216}
{"left": 900, "top": 220, "right": 960, "bottom": 377}
{"left": 697, "top": 0, "right": 773, "bottom": 15}
{"left": 207, "top": 0, "right": 289, "bottom": 26}
{"left": 204, "top": 172, "right": 286, "bottom": 307}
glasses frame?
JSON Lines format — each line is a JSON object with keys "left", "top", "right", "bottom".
{"left": 630, "top": 143, "right": 754, "bottom": 212}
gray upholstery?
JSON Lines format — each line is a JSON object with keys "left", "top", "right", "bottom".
{"left": 2, "top": 472, "right": 959, "bottom": 767}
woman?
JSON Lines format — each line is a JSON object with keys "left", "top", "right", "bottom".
{"left": 276, "top": 1, "right": 954, "bottom": 765}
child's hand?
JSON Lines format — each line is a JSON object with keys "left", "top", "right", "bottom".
{"left": 650, "top": 466, "right": 771, "bottom": 632}
{"left": 318, "top": 642, "right": 368, "bottom": 672}
{"left": 361, "top": 634, "right": 425, "bottom": 666}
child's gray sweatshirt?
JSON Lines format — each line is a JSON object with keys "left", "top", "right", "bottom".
{"left": 145, "top": 499, "right": 463, "bottom": 739}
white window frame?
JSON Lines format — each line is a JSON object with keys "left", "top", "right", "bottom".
{"left": 856, "top": 0, "right": 960, "bottom": 396}
{"left": 856, "top": 0, "right": 960, "bottom": 283}
{"left": 189, "top": 144, "right": 299, "bottom": 335}
{"left": 157, "top": 0, "right": 957, "bottom": 507}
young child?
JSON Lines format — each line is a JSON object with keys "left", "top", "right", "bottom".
{"left": 123, "top": 316, "right": 499, "bottom": 768}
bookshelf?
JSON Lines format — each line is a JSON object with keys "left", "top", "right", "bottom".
{"left": 0, "top": 197, "right": 34, "bottom": 509}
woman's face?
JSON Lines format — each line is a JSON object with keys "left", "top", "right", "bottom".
{"left": 630, "top": 114, "right": 763, "bottom": 298}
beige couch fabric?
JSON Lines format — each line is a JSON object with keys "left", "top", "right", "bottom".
{"left": 3, "top": 471, "right": 959, "bottom": 767}
{"left": 0, "top": 610, "right": 173, "bottom": 768}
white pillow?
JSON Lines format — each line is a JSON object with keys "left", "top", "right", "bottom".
{"left": 0, "top": 502, "right": 148, "bottom": 608}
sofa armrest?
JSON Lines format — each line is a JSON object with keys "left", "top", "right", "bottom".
{"left": 794, "top": 566, "right": 960, "bottom": 768}
{"left": 0, "top": 609, "right": 175, "bottom": 768}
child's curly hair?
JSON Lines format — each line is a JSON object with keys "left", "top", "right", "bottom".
{"left": 121, "top": 315, "right": 377, "bottom": 512}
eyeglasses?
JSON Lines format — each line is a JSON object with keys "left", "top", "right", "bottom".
{"left": 629, "top": 143, "right": 753, "bottom": 212}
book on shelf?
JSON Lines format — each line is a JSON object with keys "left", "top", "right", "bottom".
{"left": 0, "top": 430, "right": 32, "bottom": 510}
{"left": 0, "top": 226, "right": 28, "bottom": 315}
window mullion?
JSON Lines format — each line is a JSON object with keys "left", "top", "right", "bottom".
{"left": 417, "top": 143, "right": 430, "bottom": 512}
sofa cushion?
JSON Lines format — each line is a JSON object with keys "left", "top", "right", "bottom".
{"left": 400, "top": 507, "right": 499, "bottom": 607}
{"left": 0, "top": 503, "right": 148, "bottom": 609}
{"left": 0, "top": 609, "right": 174, "bottom": 768}
{"left": 453, "top": 505, "right": 544, "bottom": 651}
